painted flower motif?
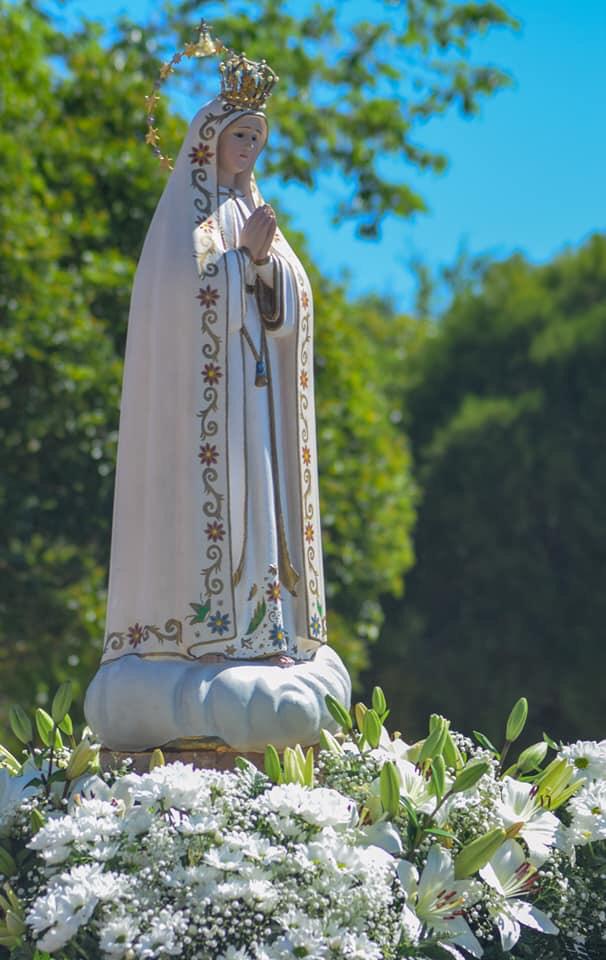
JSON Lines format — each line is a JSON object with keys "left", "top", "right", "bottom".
{"left": 301, "top": 446, "right": 311, "bottom": 466}
{"left": 266, "top": 581, "right": 281, "bottom": 603}
{"left": 269, "top": 624, "right": 288, "bottom": 648}
{"left": 198, "top": 443, "right": 219, "bottom": 466}
{"left": 299, "top": 370, "right": 309, "bottom": 389}
{"left": 310, "top": 615, "right": 322, "bottom": 638}
{"left": 197, "top": 285, "right": 220, "bottom": 308}
{"left": 301, "top": 291, "right": 310, "bottom": 309}
{"left": 202, "top": 362, "right": 223, "bottom": 384}
{"left": 208, "top": 612, "right": 231, "bottom": 636}
{"left": 205, "top": 520, "right": 225, "bottom": 542}
{"left": 304, "top": 522, "right": 314, "bottom": 543}
{"left": 189, "top": 143, "right": 214, "bottom": 166}
{"left": 127, "top": 623, "right": 145, "bottom": 647}
{"left": 224, "top": 644, "right": 237, "bottom": 657}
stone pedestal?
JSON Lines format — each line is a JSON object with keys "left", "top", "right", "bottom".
{"left": 100, "top": 739, "right": 266, "bottom": 774}
{"left": 85, "top": 644, "right": 350, "bottom": 753}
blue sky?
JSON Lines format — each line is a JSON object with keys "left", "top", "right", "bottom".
{"left": 50, "top": 0, "right": 606, "bottom": 309}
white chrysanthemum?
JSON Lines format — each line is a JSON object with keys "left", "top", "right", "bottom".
{"left": 566, "top": 780, "right": 606, "bottom": 845}
{"left": 218, "top": 948, "right": 253, "bottom": 960}
{"left": 111, "top": 762, "right": 213, "bottom": 813}
{"left": 28, "top": 864, "right": 122, "bottom": 953}
{"left": 260, "top": 783, "right": 357, "bottom": 829}
{"left": 559, "top": 740, "right": 606, "bottom": 782}
{"left": 495, "top": 778, "right": 559, "bottom": 865}
{"left": 98, "top": 914, "right": 140, "bottom": 959}
{"left": 29, "top": 798, "right": 123, "bottom": 865}
{"left": 308, "top": 827, "right": 394, "bottom": 884}
{"left": 135, "top": 907, "right": 188, "bottom": 958}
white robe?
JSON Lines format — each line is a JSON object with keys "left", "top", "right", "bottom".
{"left": 101, "top": 98, "right": 327, "bottom": 665}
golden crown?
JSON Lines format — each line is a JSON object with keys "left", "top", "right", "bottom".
{"left": 144, "top": 21, "right": 279, "bottom": 171}
{"left": 219, "top": 52, "right": 278, "bottom": 111}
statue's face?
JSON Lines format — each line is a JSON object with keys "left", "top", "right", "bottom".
{"left": 217, "top": 115, "right": 267, "bottom": 178}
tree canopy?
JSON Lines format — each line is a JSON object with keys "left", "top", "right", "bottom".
{"left": 377, "top": 234, "right": 606, "bottom": 745}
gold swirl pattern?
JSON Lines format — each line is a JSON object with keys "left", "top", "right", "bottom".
{"left": 295, "top": 267, "right": 327, "bottom": 643}
{"left": 104, "top": 618, "right": 183, "bottom": 654}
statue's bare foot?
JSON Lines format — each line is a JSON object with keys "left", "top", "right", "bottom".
{"left": 198, "top": 652, "right": 298, "bottom": 668}
{"left": 266, "top": 654, "right": 297, "bottom": 667}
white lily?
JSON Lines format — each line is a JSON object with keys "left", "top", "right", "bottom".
{"left": 367, "top": 756, "right": 440, "bottom": 823}
{"left": 480, "top": 839, "right": 558, "bottom": 950}
{"left": 495, "top": 778, "right": 559, "bottom": 865}
{"left": 397, "top": 844, "right": 483, "bottom": 958}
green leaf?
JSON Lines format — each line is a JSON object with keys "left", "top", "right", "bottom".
{"left": 8, "top": 705, "right": 32, "bottom": 745}
{"left": 472, "top": 730, "right": 499, "bottom": 755}
{"left": 51, "top": 682, "right": 73, "bottom": 725}
{"left": 245, "top": 599, "right": 267, "bottom": 634}
{"left": 188, "top": 601, "right": 210, "bottom": 624}
{"left": 425, "top": 827, "right": 457, "bottom": 841}
{"left": 34, "top": 709, "right": 54, "bottom": 748}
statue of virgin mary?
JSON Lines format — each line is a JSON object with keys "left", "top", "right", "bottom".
{"left": 85, "top": 38, "right": 350, "bottom": 752}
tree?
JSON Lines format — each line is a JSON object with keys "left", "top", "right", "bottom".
{"left": 376, "top": 235, "right": 606, "bottom": 744}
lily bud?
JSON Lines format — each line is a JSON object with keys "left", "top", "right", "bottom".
{"left": 380, "top": 761, "right": 401, "bottom": 817}
{"left": 0, "top": 849, "right": 16, "bottom": 879}
{"left": 451, "top": 759, "right": 490, "bottom": 795}
{"left": 8, "top": 706, "right": 32, "bottom": 745}
{"left": 454, "top": 827, "right": 507, "bottom": 879}
{"left": 0, "top": 746, "right": 21, "bottom": 776}
{"left": 534, "top": 758, "right": 583, "bottom": 810}
{"left": 303, "top": 747, "right": 314, "bottom": 788}
{"left": 362, "top": 709, "right": 382, "bottom": 749}
{"left": 505, "top": 697, "right": 528, "bottom": 743}
{"left": 431, "top": 755, "right": 446, "bottom": 799}
{"left": 30, "top": 808, "right": 45, "bottom": 834}
{"left": 51, "top": 682, "right": 73, "bottom": 726}
{"left": 371, "top": 687, "right": 387, "bottom": 717}
{"left": 264, "top": 744, "right": 282, "bottom": 784}
{"left": 4, "top": 909, "right": 25, "bottom": 937}
{"left": 516, "top": 741, "right": 548, "bottom": 773}
{"left": 354, "top": 702, "right": 367, "bottom": 733}
{"left": 325, "top": 694, "right": 352, "bottom": 733}
{"left": 65, "top": 737, "right": 98, "bottom": 780}
{"left": 443, "top": 730, "right": 464, "bottom": 770}
{"left": 283, "top": 747, "right": 300, "bottom": 784}
{"left": 418, "top": 719, "right": 448, "bottom": 763}
{"left": 294, "top": 744, "right": 307, "bottom": 778}
{"left": 149, "top": 748, "right": 165, "bottom": 771}
{"left": 319, "top": 729, "right": 344, "bottom": 756}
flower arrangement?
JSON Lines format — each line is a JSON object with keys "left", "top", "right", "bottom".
{"left": 0, "top": 684, "right": 604, "bottom": 959}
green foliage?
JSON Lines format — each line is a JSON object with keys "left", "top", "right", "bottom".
{"left": 171, "top": 0, "right": 516, "bottom": 235}
{"left": 378, "top": 235, "right": 606, "bottom": 743}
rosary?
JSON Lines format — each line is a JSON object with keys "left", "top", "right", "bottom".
{"left": 241, "top": 324, "right": 269, "bottom": 387}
